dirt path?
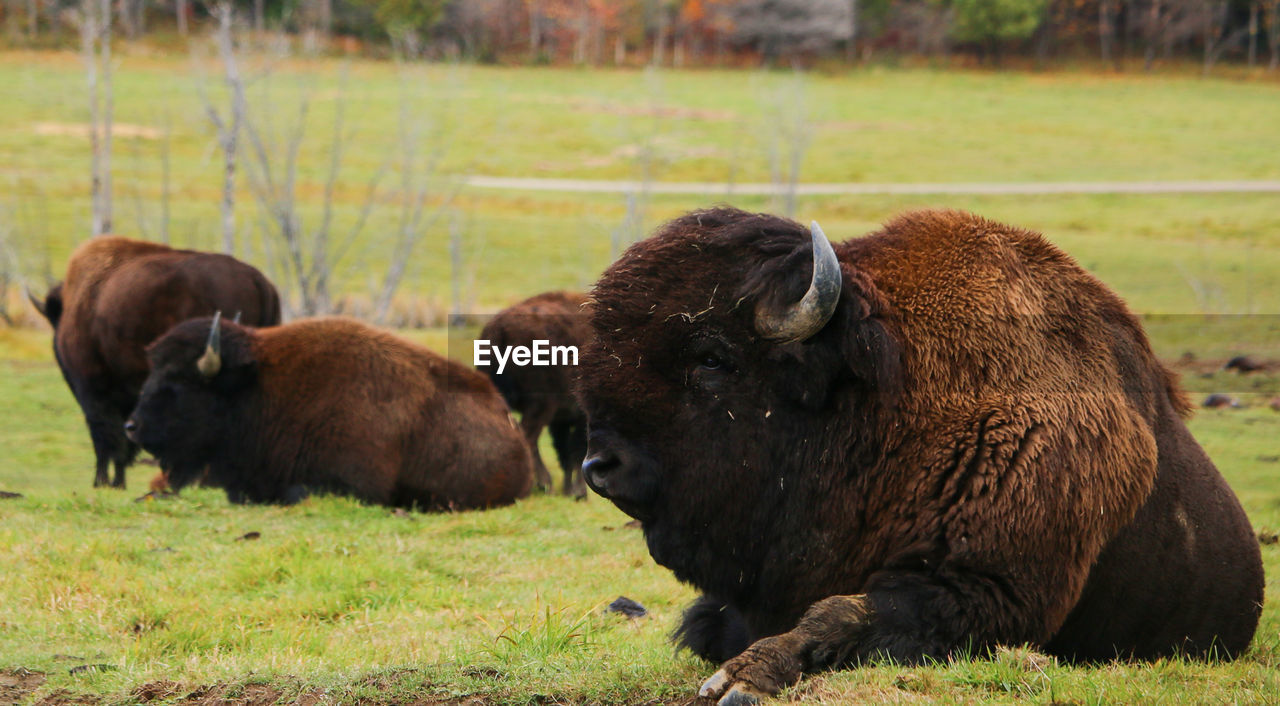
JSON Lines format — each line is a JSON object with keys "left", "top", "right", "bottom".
{"left": 462, "top": 176, "right": 1280, "bottom": 196}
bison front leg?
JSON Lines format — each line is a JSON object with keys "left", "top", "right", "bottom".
{"left": 697, "top": 595, "right": 872, "bottom": 706}
{"left": 550, "top": 419, "right": 588, "bottom": 499}
{"left": 85, "top": 412, "right": 122, "bottom": 487}
{"left": 519, "top": 407, "right": 556, "bottom": 492}
{"left": 92, "top": 456, "right": 111, "bottom": 488}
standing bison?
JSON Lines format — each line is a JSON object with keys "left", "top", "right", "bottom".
{"left": 29, "top": 236, "right": 280, "bottom": 488}
{"left": 126, "top": 315, "right": 534, "bottom": 510}
{"left": 577, "top": 208, "right": 1263, "bottom": 705}
{"left": 477, "top": 291, "right": 591, "bottom": 497}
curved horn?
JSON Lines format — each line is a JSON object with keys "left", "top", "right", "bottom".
{"left": 196, "top": 311, "right": 223, "bottom": 378}
{"left": 232, "top": 311, "right": 242, "bottom": 325}
{"left": 24, "top": 285, "right": 45, "bottom": 317}
{"left": 754, "top": 221, "right": 843, "bottom": 343}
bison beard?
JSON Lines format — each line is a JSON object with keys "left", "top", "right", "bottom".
{"left": 31, "top": 236, "right": 281, "bottom": 489}
{"left": 129, "top": 316, "right": 533, "bottom": 510}
{"left": 577, "top": 207, "right": 1264, "bottom": 705}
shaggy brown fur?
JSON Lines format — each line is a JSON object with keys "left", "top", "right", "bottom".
{"left": 32, "top": 237, "right": 280, "bottom": 488}
{"left": 477, "top": 291, "right": 591, "bottom": 497}
{"left": 128, "top": 317, "right": 533, "bottom": 510}
{"left": 576, "top": 207, "right": 1263, "bottom": 704}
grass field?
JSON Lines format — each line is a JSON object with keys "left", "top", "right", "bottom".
{"left": 1, "top": 340, "right": 1278, "bottom": 705}
{"left": 2, "top": 50, "right": 1279, "bottom": 312}
{"left": 1, "top": 50, "right": 1280, "bottom": 705}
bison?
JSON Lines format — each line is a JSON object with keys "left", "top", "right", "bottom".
{"left": 477, "top": 291, "right": 591, "bottom": 498}
{"left": 577, "top": 208, "right": 1264, "bottom": 705}
{"left": 29, "top": 236, "right": 280, "bottom": 488}
{"left": 126, "top": 315, "right": 534, "bottom": 510}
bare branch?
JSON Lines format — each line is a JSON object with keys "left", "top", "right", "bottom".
{"left": 160, "top": 107, "right": 172, "bottom": 244}
{"left": 80, "top": 0, "right": 101, "bottom": 237}
{"left": 127, "top": 135, "right": 150, "bottom": 240}
{"left": 99, "top": 0, "right": 113, "bottom": 234}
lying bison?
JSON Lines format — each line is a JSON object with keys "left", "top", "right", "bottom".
{"left": 126, "top": 315, "right": 533, "bottom": 510}
{"left": 29, "top": 236, "right": 280, "bottom": 488}
{"left": 578, "top": 208, "right": 1263, "bottom": 705}
{"left": 477, "top": 291, "right": 591, "bottom": 497}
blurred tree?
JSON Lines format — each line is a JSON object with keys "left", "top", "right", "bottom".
{"left": 2, "top": 0, "right": 1273, "bottom": 73}
{"left": 950, "top": 0, "right": 1048, "bottom": 62}
{"left": 1137, "top": 0, "right": 1205, "bottom": 71}
{"left": 1247, "top": 0, "right": 1259, "bottom": 65}
{"left": 1267, "top": 0, "right": 1280, "bottom": 69}
{"left": 351, "top": 0, "right": 446, "bottom": 39}
{"left": 1098, "top": 0, "right": 1125, "bottom": 66}
{"left": 884, "top": 0, "right": 954, "bottom": 57}
{"left": 439, "top": 0, "right": 511, "bottom": 61}
{"left": 729, "top": 0, "right": 854, "bottom": 62}
{"left": 1202, "top": 0, "right": 1248, "bottom": 74}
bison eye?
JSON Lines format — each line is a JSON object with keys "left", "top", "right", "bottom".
{"left": 698, "top": 353, "right": 727, "bottom": 371}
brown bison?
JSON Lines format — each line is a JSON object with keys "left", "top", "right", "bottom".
{"left": 477, "top": 291, "right": 591, "bottom": 498}
{"left": 577, "top": 208, "right": 1263, "bottom": 705}
{"left": 126, "top": 315, "right": 533, "bottom": 509}
{"left": 29, "top": 237, "right": 280, "bottom": 488}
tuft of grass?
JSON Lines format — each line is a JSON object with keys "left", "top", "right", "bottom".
{"left": 475, "top": 599, "right": 602, "bottom": 665}
{"left": 944, "top": 647, "right": 1057, "bottom": 699}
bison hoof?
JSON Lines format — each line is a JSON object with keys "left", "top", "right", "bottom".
{"left": 698, "top": 670, "right": 729, "bottom": 698}
{"left": 699, "top": 671, "right": 765, "bottom": 705}
{"left": 697, "top": 634, "right": 804, "bottom": 705}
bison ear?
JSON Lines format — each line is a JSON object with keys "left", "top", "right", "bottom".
{"left": 206, "top": 348, "right": 258, "bottom": 394}
{"left": 211, "top": 358, "right": 258, "bottom": 394}
{"left": 778, "top": 266, "right": 900, "bottom": 409}
{"left": 832, "top": 267, "right": 902, "bottom": 396}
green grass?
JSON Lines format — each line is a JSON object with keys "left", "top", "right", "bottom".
{"left": 2, "top": 52, "right": 1280, "bottom": 704}
{"left": 2, "top": 350, "right": 1278, "bottom": 705}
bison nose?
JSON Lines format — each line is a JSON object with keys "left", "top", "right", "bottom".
{"left": 581, "top": 434, "right": 658, "bottom": 516}
{"left": 582, "top": 449, "right": 621, "bottom": 493}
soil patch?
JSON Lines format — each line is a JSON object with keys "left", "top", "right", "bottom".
{"left": 32, "top": 689, "right": 100, "bottom": 705}
{"left": 130, "top": 681, "right": 183, "bottom": 702}
{"left": 1, "top": 669, "right": 46, "bottom": 704}
{"left": 14, "top": 674, "right": 705, "bottom": 706}
{"left": 178, "top": 683, "right": 285, "bottom": 706}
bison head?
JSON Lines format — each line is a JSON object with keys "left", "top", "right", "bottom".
{"left": 577, "top": 208, "right": 900, "bottom": 616}
{"left": 127, "top": 314, "right": 258, "bottom": 489}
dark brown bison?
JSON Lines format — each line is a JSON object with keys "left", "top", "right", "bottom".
{"left": 126, "top": 315, "right": 534, "bottom": 510}
{"left": 577, "top": 208, "right": 1264, "bottom": 705}
{"left": 477, "top": 291, "right": 591, "bottom": 498}
{"left": 1224, "top": 355, "right": 1272, "bottom": 374}
{"left": 29, "top": 236, "right": 280, "bottom": 488}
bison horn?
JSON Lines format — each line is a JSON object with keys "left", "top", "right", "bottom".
{"left": 197, "top": 311, "right": 223, "bottom": 378}
{"left": 754, "top": 221, "right": 842, "bottom": 342}
{"left": 232, "top": 311, "right": 242, "bottom": 325}
{"left": 24, "top": 285, "right": 45, "bottom": 317}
